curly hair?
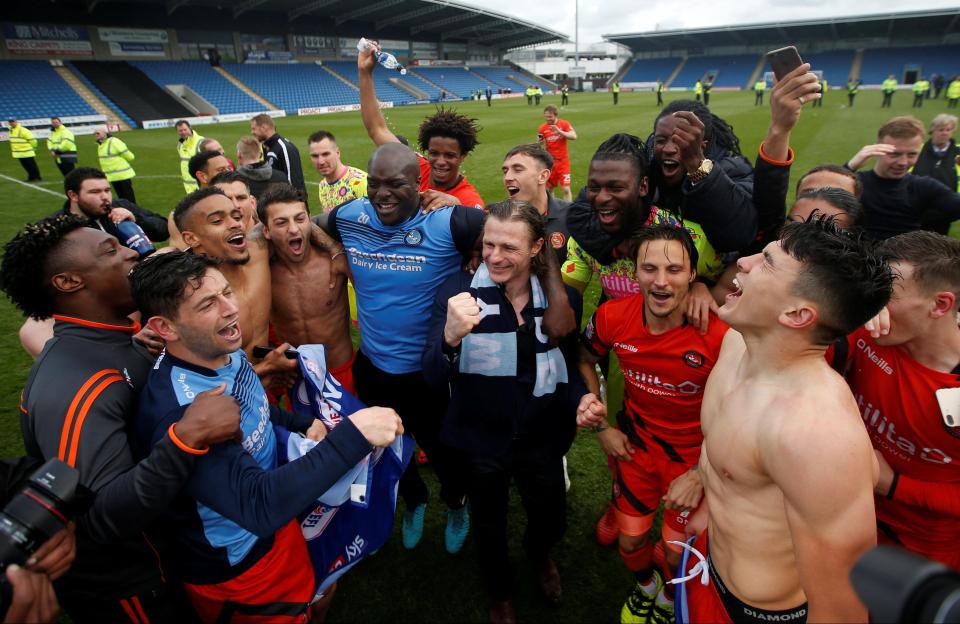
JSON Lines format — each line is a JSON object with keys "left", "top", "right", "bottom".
{"left": 656, "top": 100, "right": 742, "bottom": 156}
{"left": 418, "top": 107, "right": 481, "bottom": 155}
{"left": 0, "top": 214, "right": 88, "bottom": 320}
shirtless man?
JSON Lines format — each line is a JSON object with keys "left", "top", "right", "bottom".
{"left": 259, "top": 184, "right": 354, "bottom": 392}
{"left": 211, "top": 170, "right": 258, "bottom": 231}
{"left": 173, "top": 186, "right": 343, "bottom": 385}
{"left": 682, "top": 219, "right": 893, "bottom": 623}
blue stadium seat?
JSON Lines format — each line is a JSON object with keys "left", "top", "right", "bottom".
{"left": 859, "top": 45, "right": 960, "bottom": 84}
{"left": 620, "top": 58, "right": 684, "bottom": 84}
{"left": 0, "top": 61, "right": 96, "bottom": 119}
{"left": 469, "top": 66, "right": 551, "bottom": 92}
{"left": 672, "top": 54, "right": 760, "bottom": 88}
{"left": 323, "top": 62, "right": 421, "bottom": 104}
{"left": 132, "top": 61, "right": 264, "bottom": 114}
{"left": 405, "top": 67, "right": 489, "bottom": 98}
{"left": 223, "top": 63, "right": 360, "bottom": 114}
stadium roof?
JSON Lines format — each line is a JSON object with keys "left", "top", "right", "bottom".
{"left": 604, "top": 9, "right": 960, "bottom": 53}
{"left": 14, "top": 0, "right": 568, "bottom": 50}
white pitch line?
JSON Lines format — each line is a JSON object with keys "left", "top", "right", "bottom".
{"left": 0, "top": 173, "right": 63, "bottom": 197}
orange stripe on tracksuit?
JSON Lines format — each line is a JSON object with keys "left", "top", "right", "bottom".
{"left": 57, "top": 369, "right": 122, "bottom": 466}
{"left": 119, "top": 598, "right": 140, "bottom": 623}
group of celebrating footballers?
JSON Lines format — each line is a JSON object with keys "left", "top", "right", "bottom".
{"left": 1, "top": 40, "right": 958, "bottom": 624}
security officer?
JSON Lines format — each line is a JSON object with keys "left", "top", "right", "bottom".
{"left": 847, "top": 77, "right": 861, "bottom": 107}
{"left": 7, "top": 119, "right": 41, "bottom": 181}
{"left": 94, "top": 125, "right": 137, "bottom": 203}
{"left": 948, "top": 76, "right": 960, "bottom": 109}
{"left": 754, "top": 79, "right": 766, "bottom": 106}
{"left": 175, "top": 120, "right": 204, "bottom": 193}
{"left": 912, "top": 77, "right": 930, "bottom": 108}
{"left": 694, "top": 80, "right": 703, "bottom": 102}
{"left": 47, "top": 117, "right": 77, "bottom": 177}
{"left": 526, "top": 85, "right": 535, "bottom": 105}
{"left": 612, "top": 81, "right": 620, "bottom": 105}
{"left": 881, "top": 75, "right": 897, "bottom": 108}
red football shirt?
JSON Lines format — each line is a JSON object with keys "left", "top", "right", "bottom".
{"left": 584, "top": 294, "right": 728, "bottom": 457}
{"left": 417, "top": 154, "right": 484, "bottom": 209}
{"left": 538, "top": 119, "right": 572, "bottom": 164}
{"left": 843, "top": 328, "right": 960, "bottom": 564}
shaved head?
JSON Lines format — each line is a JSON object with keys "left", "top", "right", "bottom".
{"left": 369, "top": 142, "right": 420, "bottom": 178}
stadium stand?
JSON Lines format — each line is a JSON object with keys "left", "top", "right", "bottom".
{"left": 223, "top": 63, "right": 360, "bottom": 114}
{"left": 71, "top": 61, "right": 193, "bottom": 124}
{"left": 65, "top": 63, "right": 138, "bottom": 129}
{"left": 620, "top": 57, "right": 684, "bottom": 84}
{"left": 405, "top": 66, "right": 489, "bottom": 98}
{"left": 671, "top": 54, "right": 760, "bottom": 88}
{"left": 0, "top": 61, "right": 96, "bottom": 119}
{"left": 469, "top": 66, "right": 539, "bottom": 92}
{"left": 323, "top": 62, "right": 420, "bottom": 104}
{"left": 858, "top": 45, "right": 960, "bottom": 84}
{"left": 131, "top": 61, "right": 264, "bottom": 114}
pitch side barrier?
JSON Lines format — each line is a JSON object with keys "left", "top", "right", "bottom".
{"left": 0, "top": 114, "right": 117, "bottom": 141}
{"left": 140, "top": 109, "right": 286, "bottom": 130}
{"left": 294, "top": 92, "right": 524, "bottom": 116}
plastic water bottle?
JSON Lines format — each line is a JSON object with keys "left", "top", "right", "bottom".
{"left": 357, "top": 37, "right": 406, "bottom": 75}
{"left": 116, "top": 220, "right": 155, "bottom": 257}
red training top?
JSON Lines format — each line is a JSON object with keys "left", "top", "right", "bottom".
{"left": 417, "top": 154, "right": 484, "bottom": 209}
{"left": 583, "top": 294, "right": 728, "bottom": 460}
{"left": 539, "top": 119, "right": 572, "bottom": 165}
{"left": 842, "top": 328, "right": 960, "bottom": 565}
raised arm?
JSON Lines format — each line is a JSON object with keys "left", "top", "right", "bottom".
{"left": 357, "top": 44, "right": 401, "bottom": 146}
{"left": 765, "top": 403, "right": 876, "bottom": 622}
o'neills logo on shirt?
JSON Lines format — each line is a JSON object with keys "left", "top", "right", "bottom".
{"left": 856, "top": 338, "right": 893, "bottom": 375}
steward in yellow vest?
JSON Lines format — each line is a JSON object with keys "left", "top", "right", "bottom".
{"left": 176, "top": 120, "right": 204, "bottom": 193}
{"left": 95, "top": 126, "right": 137, "bottom": 203}
{"left": 46, "top": 117, "right": 77, "bottom": 176}
{"left": 7, "top": 119, "right": 41, "bottom": 181}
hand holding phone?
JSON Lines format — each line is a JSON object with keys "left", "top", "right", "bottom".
{"left": 767, "top": 46, "right": 803, "bottom": 81}
{"left": 252, "top": 345, "right": 299, "bottom": 360}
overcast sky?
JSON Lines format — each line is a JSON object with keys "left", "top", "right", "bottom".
{"left": 454, "top": 0, "right": 960, "bottom": 45}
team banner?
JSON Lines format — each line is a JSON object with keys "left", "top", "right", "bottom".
{"left": 4, "top": 23, "right": 92, "bottom": 56}
{"left": 108, "top": 42, "right": 165, "bottom": 57}
{"left": 275, "top": 344, "right": 412, "bottom": 600}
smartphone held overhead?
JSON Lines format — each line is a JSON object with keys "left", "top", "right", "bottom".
{"left": 767, "top": 46, "right": 804, "bottom": 80}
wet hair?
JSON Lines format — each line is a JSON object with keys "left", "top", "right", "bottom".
{"left": 129, "top": 250, "right": 221, "bottom": 322}
{"left": 209, "top": 170, "right": 250, "bottom": 190}
{"left": 0, "top": 214, "right": 88, "bottom": 320}
{"left": 778, "top": 217, "right": 893, "bottom": 345}
{"left": 631, "top": 223, "right": 699, "bottom": 273}
{"left": 504, "top": 144, "right": 554, "bottom": 171}
{"left": 485, "top": 199, "right": 547, "bottom": 277}
{"left": 250, "top": 113, "right": 275, "bottom": 130}
{"left": 796, "top": 164, "right": 863, "bottom": 198}
{"left": 655, "top": 100, "right": 742, "bottom": 156}
{"left": 395, "top": 134, "right": 410, "bottom": 146}
{"left": 794, "top": 187, "right": 864, "bottom": 228}
{"left": 173, "top": 186, "right": 227, "bottom": 232}
{"left": 307, "top": 130, "right": 336, "bottom": 145}
{"left": 418, "top": 107, "right": 481, "bottom": 156}
{"left": 188, "top": 150, "right": 226, "bottom": 181}
{"left": 257, "top": 183, "right": 306, "bottom": 224}
{"left": 64, "top": 167, "right": 107, "bottom": 197}
{"left": 590, "top": 133, "right": 649, "bottom": 178}
{"left": 877, "top": 116, "right": 924, "bottom": 141}
{"left": 879, "top": 231, "right": 960, "bottom": 299}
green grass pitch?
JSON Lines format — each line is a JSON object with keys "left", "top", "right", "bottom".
{"left": 0, "top": 88, "right": 948, "bottom": 622}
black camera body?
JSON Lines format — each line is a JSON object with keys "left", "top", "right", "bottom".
{"left": 852, "top": 546, "right": 960, "bottom": 623}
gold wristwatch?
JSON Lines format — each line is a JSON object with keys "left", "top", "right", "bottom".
{"left": 687, "top": 158, "right": 713, "bottom": 184}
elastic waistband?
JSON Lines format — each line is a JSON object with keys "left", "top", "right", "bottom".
{"left": 707, "top": 553, "right": 808, "bottom": 624}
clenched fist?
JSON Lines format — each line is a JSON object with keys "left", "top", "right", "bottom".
{"left": 444, "top": 292, "right": 481, "bottom": 348}
{"left": 576, "top": 393, "right": 606, "bottom": 428}
{"left": 350, "top": 406, "right": 404, "bottom": 448}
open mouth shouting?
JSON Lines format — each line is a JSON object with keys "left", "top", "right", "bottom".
{"left": 217, "top": 319, "right": 242, "bottom": 344}
{"left": 660, "top": 158, "right": 682, "bottom": 179}
{"left": 727, "top": 276, "right": 744, "bottom": 302}
{"left": 506, "top": 184, "right": 520, "bottom": 197}
{"left": 648, "top": 290, "right": 673, "bottom": 305}
{"left": 597, "top": 206, "right": 621, "bottom": 228}
{"left": 288, "top": 235, "right": 304, "bottom": 256}
{"left": 225, "top": 231, "right": 246, "bottom": 252}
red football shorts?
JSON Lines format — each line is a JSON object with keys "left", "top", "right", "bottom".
{"left": 548, "top": 160, "right": 571, "bottom": 188}
{"left": 183, "top": 521, "right": 316, "bottom": 623}
{"left": 612, "top": 441, "right": 699, "bottom": 539}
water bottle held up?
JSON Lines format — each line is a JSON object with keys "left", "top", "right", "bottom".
{"left": 357, "top": 37, "right": 407, "bottom": 75}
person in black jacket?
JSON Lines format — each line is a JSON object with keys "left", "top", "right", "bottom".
{"left": 250, "top": 114, "right": 306, "bottom": 196}
{"left": 913, "top": 114, "right": 959, "bottom": 193}
{"left": 0, "top": 215, "right": 242, "bottom": 623}
{"left": 55, "top": 167, "right": 169, "bottom": 244}
{"left": 566, "top": 100, "right": 756, "bottom": 272}
{"left": 422, "top": 200, "right": 603, "bottom": 624}
{"left": 846, "top": 115, "right": 960, "bottom": 238}
{"left": 235, "top": 136, "right": 287, "bottom": 201}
